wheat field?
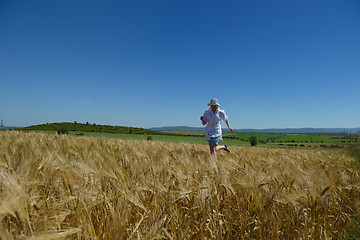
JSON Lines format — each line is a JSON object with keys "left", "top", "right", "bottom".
{"left": 0, "top": 131, "right": 359, "bottom": 239}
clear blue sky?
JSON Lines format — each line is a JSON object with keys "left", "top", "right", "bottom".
{"left": 1, "top": 0, "right": 360, "bottom": 129}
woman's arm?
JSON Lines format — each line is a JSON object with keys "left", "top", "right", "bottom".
{"left": 200, "top": 116, "right": 207, "bottom": 125}
{"left": 225, "top": 120, "right": 234, "bottom": 132}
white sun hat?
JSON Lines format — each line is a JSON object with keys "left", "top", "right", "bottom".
{"left": 207, "top": 98, "right": 220, "bottom": 106}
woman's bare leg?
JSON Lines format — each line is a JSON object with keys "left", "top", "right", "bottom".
{"left": 210, "top": 145, "right": 217, "bottom": 155}
{"left": 210, "top": 145, "right": 228, "bottom": 155}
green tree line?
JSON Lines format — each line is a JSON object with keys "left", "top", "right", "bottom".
{"left": 18, "top": 122, "right": 166, "bottom": 135}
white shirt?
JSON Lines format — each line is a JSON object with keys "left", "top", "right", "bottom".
{"left": 202, "top": 108, "right": 228, "bottom": 141}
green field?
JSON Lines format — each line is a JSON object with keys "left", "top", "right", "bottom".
{"left": 224, "top": 132, "right": 357, "bottom": 144}
{"left": 13, "top": 122, "right": 359, "bottom": 148}
{"left": 32, "top": 130, "right": 259, "bottom": 146}
{"left": 177, "top": 131, "right": 351, "bottom": 144}
{"left": 273, "top": 134, "right": 348, "bottom": 143}
{"left": 224, "top": 132, "right": 283, "bottom": 141}
{"left": 20, "top": 129, "right": 358, "bottom": 148}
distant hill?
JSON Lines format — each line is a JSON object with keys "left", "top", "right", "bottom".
{"left": 150, "top": 126, "right": 360, "bottom": 133}
{"left": 237, "top": 128, "right": 360, "bottom": 133}
{"left": 150, "top": 126, "right": 204, "bottom": 131}
{"left": 18, "top": 122, "right": 166, "bottom": 135}
{"left": 2, "top": 126, "right": 20, "bottom": 129}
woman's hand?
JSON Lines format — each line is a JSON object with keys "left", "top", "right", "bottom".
{"left": 200, "top": 116, "right": 207, "bottom": 125}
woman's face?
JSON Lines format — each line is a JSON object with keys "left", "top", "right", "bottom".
{"left": 211, "top": 105, "right": 218, "bottom": 112}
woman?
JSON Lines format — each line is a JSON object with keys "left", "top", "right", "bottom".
{"left": 200, "top": 98, "right": 234, "bottom": 155}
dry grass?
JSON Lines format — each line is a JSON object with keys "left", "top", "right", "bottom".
{"left": 0, "top": 131, "right": 359, "bottom": 239}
